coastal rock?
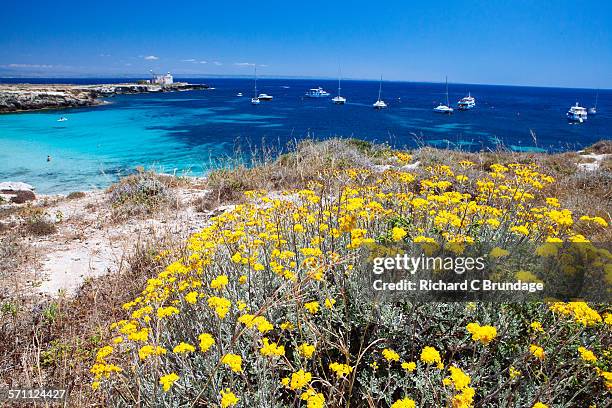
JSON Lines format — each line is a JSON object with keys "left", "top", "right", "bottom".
{"left": 0, "top": 86, "right": 99, "bottom": 113}
{"left": 0, "top": 181, "right": 35, "bottom": 192}
{"left": 10, "top": 190, "right": 36, "bottom": 204}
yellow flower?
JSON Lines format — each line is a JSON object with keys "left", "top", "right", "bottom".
{"left": 304, "top": 301, "right": 320, "bottom": 314}
{"left": 532, "top": 403, "right": 548, "bottom": 408}
{"left": 510, "top": 225, "right": 530, "bottom": 236}
{"left": 466, "top": 323, "right": 497, "bottom": 345}
{"left": 207, "top": 296, "right": 231, "bottom": 319}
{"left": 578, "top": 346, "right": 597, "bottom": 363}
{"left": 91, "top": 381, "right": 100, "bottom": 390}
{"left": 198, "top": 333, "right": 215, "bottom": 353}
{"left": 220, "top": 389, "right": 239, "bottom": 408}
{"left": 329, "top": 362, "right": 353, "bottom": 378}
{"left": 184, "top": 291, "right": 198, "bottom": 304}
{"left": 390, "top": 397, "right": 416, "bottom": 408}
{"left": 530, "top": 344, "right": 545, "bottom": 360}
{"left": 221, "top": 353, "right": 243, "bottom": 373}
{"left": 138, "top": 345, "right": 166, "bottom": 360}
{"left": 287, "top": 369, "right": 312, "bottom": 390}
{"left": 530, "top": 321, "right": 544, "bottom": 333}
{"left": 173, "top": 342, "right": 195, "bottom": 354}
{"left": 446, "top": 366, "right": 471, "bottom": 391}
{"left": 420, "top": 346, "right": 442, "bottom": 365}
{"left": 324, "top": 298, "right": 336, "bottom": 309}
{"left": 401, "top": 361, "right": 416, "bottom": 372}
{"left": 210, "top": 274, "right": 229, "bottom": 290}
{"left": 298, "top": 343, "right": 316, "bottom": 358}
{"left": 238, "top": 275, "right": 247, "bottom": 284}
{"left": 509, "top": 366, "right": 521, "bottom": 379}
{"left": 156, "top": 306, "right": 179, "bottom": 319}
{"left": 159, "top": 373, "right": 179, "bottom": 392}
{"left": 489, "top": 247, "right": 509, "bottom": 258}
{"left": 260, "top": 338, "right": 285, "bottom": 357}
{"left": 391, "top": 227, "right": 407, "bottom": 241}
{"left": 382, "top": 348, "right": 400, "bottom": 362}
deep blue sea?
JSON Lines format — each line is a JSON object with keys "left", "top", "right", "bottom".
{"left": 0, "top": 77, "right": 609, "bottom": 194}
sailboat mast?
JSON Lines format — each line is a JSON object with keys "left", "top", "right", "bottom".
{"left": 338, "top": 67, "right": 342, "bottom": 96}
{"left": 378, "top": 75, "right": 382, "bottom": 101}
{"left": 254, "top": 67, "right": 257, "bottom": 97}
{"left": 445, "top": 76, "right": 449, "bottom": 107}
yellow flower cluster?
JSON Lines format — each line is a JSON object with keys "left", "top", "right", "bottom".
{"left": 466, "top": 323, "right": 497, "bottom": 345}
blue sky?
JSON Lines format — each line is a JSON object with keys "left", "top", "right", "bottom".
{"left": 1, "top": 0, "right": 610, "bottom": 88}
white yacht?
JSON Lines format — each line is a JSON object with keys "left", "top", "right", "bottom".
{"left": 236, "top": 92, "right": 243, "bottom": 97}
{"left": 457, "top": 92, "right": 476, "bottom": 110}
{"left": 434, "top": 76, "right": 454, "bottom": 114}
{"left": 258, "top": 93, "right": 273, "bottom": 101}
{"left": 305, "top": 87, "right": 331, "bottom": 98}
{"left": 373, "top": 75, "right": 387, "bottom": 109}
{"left": 588, "top": 91, "right": 598, "bottom": 115}
{"left": 251, "top": 67, "right": 260, "bottom": 105}
{"left": 567, "top": 102, "right": 587, "bottom": 123}
{"left": 57, "top": 116, "right": 68, "bottom": 122}
{"left": 332, "top": 68, "right": 346, "bottom": 104}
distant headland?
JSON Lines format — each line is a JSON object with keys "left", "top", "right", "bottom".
{"left": 0, "top": 72, "right": 208, "bottom": 113}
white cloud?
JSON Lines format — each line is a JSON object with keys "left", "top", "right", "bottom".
{"left": 213, "top": 61, "right": 223, "bottom": 66}
{"left": 199, "top": 60, "right": 208, "bottom": 64}
{"left": 99, "top": 54, "right": 111, "bottom": 57}
{"left": 4, "top": 63, "right": 54, "bottom": 68}
{"left": 144, "top": 55, "right": 159, "bottom": 60}
{"left": 181, "top": 58, "right": 196, "bottom": 62}
{"left": 234, "top": 62, "right": 255, "bottom": 66}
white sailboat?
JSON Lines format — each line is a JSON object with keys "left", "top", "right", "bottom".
{"left": 332, "top": 68, "right": 346, "bottom": 104}
{"left": 434, "top": 76, "right": 454, "bottom": 114}
{"left": 251, "top": 67, "right": 260, "bottom": 105}
{"left": 588, "top": 91, "right": 598, "bottom": 115}
{"left": 373, "top": 75, "right": 387, "bottom": 109}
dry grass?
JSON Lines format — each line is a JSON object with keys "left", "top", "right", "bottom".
{"left": 0, "top": 230, "right": 186, "bottom": 406}
{"left": 106, "top": 169, "right": 185, "bottom": 221}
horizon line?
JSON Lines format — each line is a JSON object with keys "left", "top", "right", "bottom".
{"left": 0, "top": 74, "right": 608, "bottom": 91}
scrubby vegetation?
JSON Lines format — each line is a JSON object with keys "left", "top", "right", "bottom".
{"left": 88, "top": 139, "right": 611, "bottom": 407}
{"left": 1, "top": 139, "right": 610, "bottom": 407}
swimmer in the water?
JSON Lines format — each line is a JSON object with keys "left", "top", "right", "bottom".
{"left": 47, "top": 155, "right": 51, "bottom": 162}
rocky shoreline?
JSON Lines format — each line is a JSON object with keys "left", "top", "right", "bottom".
{"left": 0, "top": 82, "right": 209, "bottom": 113}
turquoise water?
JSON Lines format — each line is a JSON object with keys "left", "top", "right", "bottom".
{"left": 0, "top": 78, "right": 609, "bottom": 194}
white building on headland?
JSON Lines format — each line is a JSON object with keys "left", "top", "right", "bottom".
{"left": 152, "top": 72, "right": 174, "bottom": 85}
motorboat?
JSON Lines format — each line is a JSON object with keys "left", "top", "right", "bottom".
{"left": 567, "top": 103, "right": 587, "bottom": 123}
{"left": 457, "top": 92, "right": 476, "bottom": 110}
{"left": 236, "top": 92, "right": 243, "bottom": 97}
{"left": 258, "top": 93, "right": 273, "bottom": 101}
{"left": 57, "top": 116, "right": 68, "bottom": 122}
{"left": 305, "top": 87, "right": 331, "bottom": 98}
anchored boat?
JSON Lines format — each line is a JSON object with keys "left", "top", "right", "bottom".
{"left": 434, "top": 76, "right": 453, "bottom": 114}
{"left": 373, "top": 75, "right": 387, "bottom": 109}
{"left": 305, "top": 87, "right": 331, "bottom": 98}
{"left": 567, "top": 102, "right": 587, "bottom": 123}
